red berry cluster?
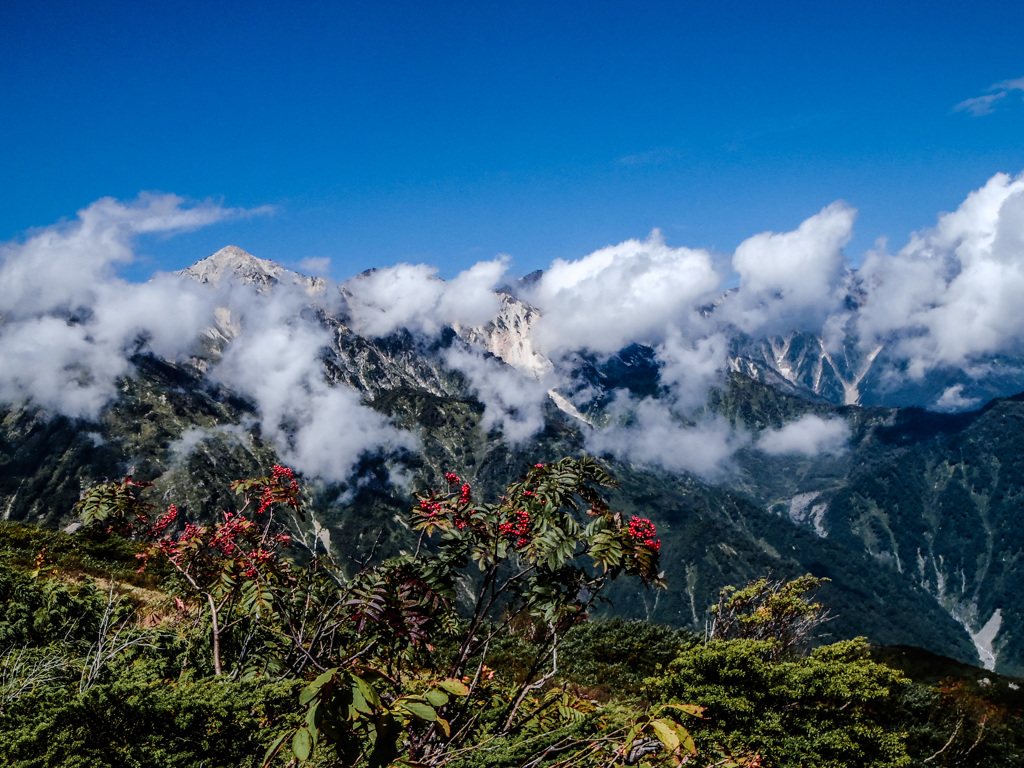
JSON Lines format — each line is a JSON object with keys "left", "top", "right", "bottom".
{"left": 443, "top": 473, "right": 472, "bottom": 504}
{"left": 210, "top": 512, "right": 255, "bottom": 555}
{"left": 129, "top": 468, "right": 297, "bottom": 587}
{"left": 420, "top": 496, "right": 443, "bottom": 518}
{"left": 626, "top": 516, "right": 661, "bottom": 552}
{"left": 257, "top": 487, "right": 274, "bottom": 515}
{"left": 257, "top": 465, "right": 300, "bottom": 514}
{"left": 272, "top": 465, "right": 295, "bottom": 481}
{"left": 150, "top": 505, "right": 178, "bottom": 536}
{"left": 418, "top": 473, "right": 477, "bottom": 529}
{"left": 498, "top": 510, "right": 532, "bottom": 547}
{"left": 244, "top": 547, "right": 273, "bottom": 578}
{"left": 138, "top": 520, "right": 197, "bottom": 571}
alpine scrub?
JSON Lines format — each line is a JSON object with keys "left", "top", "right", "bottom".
{"left": 3, "top": 457, "right": 1020, "bottom": 767}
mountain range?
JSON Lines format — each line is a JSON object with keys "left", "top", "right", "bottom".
{"left": 3, "top": 245, "right": 1023, "bottom": 674}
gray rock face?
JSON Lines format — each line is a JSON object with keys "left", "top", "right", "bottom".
{"left": 179, "top": 247, "right": 464, "bottom": 403}
{"left": 726, "top": 329, "right": 1024, "bottom": 412}
{"left": 453, "top": 293, "right": 552, "bottom": 379}
{"left": 727, "top": 332, "right": 884, "bottom": 406}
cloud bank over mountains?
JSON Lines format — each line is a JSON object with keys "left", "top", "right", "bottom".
{"left": 343, "top": 259, "right": 508, "bottom": 338}
{"left": 0, "top": 194, "right": 254, "bottom": 417}
{"left": 522, "top": 230, "right": 720, "bottom": 355}
{"left": 852, "top": 173, "right": 1024, "bottom": 377}
{"left": 210, "top": 286, "right": 416, "bottom": 482}
{"left": 757, "top": 415, "right": 851, "bottom": 457}
{"left": 2, "top": 172, "right": 1024, "bottom": 481}
{"left": 728, "top": 201, "right": 855, "bottom": 336}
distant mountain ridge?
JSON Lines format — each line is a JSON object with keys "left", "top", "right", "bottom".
{"left": 179, "top": 247, "right": 1024, "bottom": 413}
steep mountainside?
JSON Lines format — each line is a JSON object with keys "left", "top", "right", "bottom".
{"left": 726, "top": 328, "right": 1024, "bottom": 410}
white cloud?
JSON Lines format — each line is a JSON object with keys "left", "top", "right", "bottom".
{"left": 0, "top": 193, "right": 249, "bottom": 321}
{"left": 0, "top": 193, "right": 256, "bottom": 418}
{"left": 166, "top": 424, "right": 255, "bottom": 465}
{"left": 343, "top": 258, "right": 507, "bottom": 338}
{"left": 444, "top": 346, "right": 549, "bottom": 444}
{"left": 855, "top": 172, "right": 1024, "bottom": 377}
{"left": 726, "top": 202, "right": 855, "bottom": 335}
{"left": 955, "top": 77, "right": 1024, "bottom": 116}
{"left": 523, "top": 230, "right": 720, "bottom": 355}
{"left": 0, "top": 192, "right": 412, "bottom": 483}
{"left": 298, "top": 256, "right": 331, "bottom": 275}
{"left": 934, "top": 384, "right": 982, "bottom": 413}
{"left": 586, "top": 397, "right": 747, "bottom": 479}
{"left": 212, "top": 287, "right": 416, "bottom": 482}
{"left": 655, "top": 331, "right": 730, "bottom": 412}
{"left": 91, "top": 274, "right": 218, "bottom": 360}
{"left": 757, "top": 415, "right": 850, "bottom": 456}
{"left": 12, "top": 171, "right": 1024, "bottom": 484}
{"left": 0, "top": 316, "right": 131, "bottom": 418}
{"left": 438, "top": 258, "right": 511, "bottom": 328}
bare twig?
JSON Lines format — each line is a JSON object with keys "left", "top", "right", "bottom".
{"left": 924, "top": 717, "right": 963, "bottom": 763}
{"left": 0, "top": 647, "right": 70, "bottom": 708}
{"left": 502, "top": 626, "right": 558, "bottom": 732}
{"left": 80, "top": 585, "right": 160, "bottom": 693}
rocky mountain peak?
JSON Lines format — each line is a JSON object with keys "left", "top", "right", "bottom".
{"left": 178, "top": 245, "right": 327, "bottom": 296}
{"left": 453, "top": 292, "right": 553, "bottom": 379}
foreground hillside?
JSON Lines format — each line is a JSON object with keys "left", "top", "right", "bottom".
{"left": 3, "top": 465, "right": 1024, "bottom": 768}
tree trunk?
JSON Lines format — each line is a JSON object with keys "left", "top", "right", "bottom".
{"left": 206, "top": 592, "right": 222, "bottom": 676}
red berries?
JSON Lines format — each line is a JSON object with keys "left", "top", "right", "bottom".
{"left": 627, "top": 516, "right": 661, "bottom": 551}
{"left": 257, "top": 465, "right": 301, "bottom": 514}
{"left": 417, "top": 472, "right": 475, "bottom": 527}
{"left": 150, "top": 505, "right": 178, "bottom": 536}
{"left": 421, "top": 497, "right": 443, "bottom": 518}
{"left": 271, "top": 465, "right": 294, "bottom": 480}
{"left": 499, "top": 510, "right": 531, "bottom": 547}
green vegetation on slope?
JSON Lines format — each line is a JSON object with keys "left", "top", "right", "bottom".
{"left": 2, "top": 461, "right": 1022, "bottom": 767}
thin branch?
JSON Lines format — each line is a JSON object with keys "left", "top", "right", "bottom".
{"left": 502, "top": 626, "right": 559, "bottom": 732}
{"left": 79, "top": 586, "right": 160, "bottom": 693}
{"left": 352, "top": 528, "right": 387, "bottom": 570}
{"left": 924, "top": 717, "right": 963, "bottom": 763}
{"left": 1, "top": 647, "right": 70, "bottom": 707}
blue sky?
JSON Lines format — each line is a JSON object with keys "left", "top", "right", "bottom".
{"left": 2, "top": 0, "right": 1023, "bottom": 281}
